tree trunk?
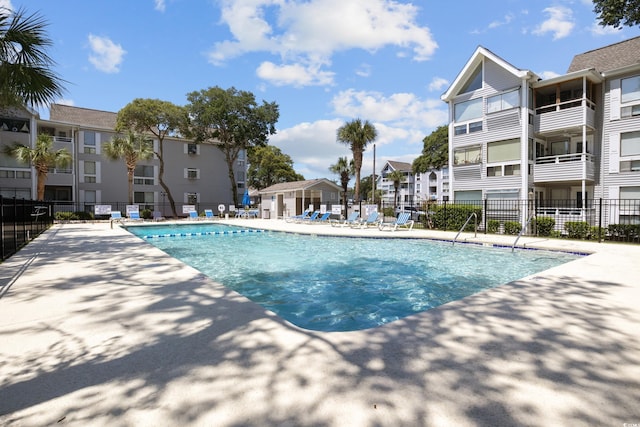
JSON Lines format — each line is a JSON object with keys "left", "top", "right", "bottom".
{"left": 156, "top": 141, "right": 177, "bottom": 217}
{"left": 127, "top": 168, "right": 134, "bottom": 205}
{"left": 36, "top": 169, "right": 47, "bottom": 201}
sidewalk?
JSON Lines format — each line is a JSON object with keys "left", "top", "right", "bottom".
{"left": 1, "top": 221, "right": 639, "bottom": 426}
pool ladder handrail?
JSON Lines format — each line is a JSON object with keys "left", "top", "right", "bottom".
{"left": 511, "top": 213, "right": 536, "bottom": 252}
{"left": 452, "top": 212, "right": 477, "bottom": 245}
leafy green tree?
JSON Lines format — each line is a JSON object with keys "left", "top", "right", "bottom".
{"left": 3, "top": 133, "right": 71, "bottom": 200}
{"left": 336, "top": 118, "right": 377, "bottom": 203}
{"left": 116, "top": 98, "right": 188, "bottom": 217}
{"left": 593, "top": 0, "right": 640, "bottom": 28}
{"left": 359, "top": 174, "right": 381, "bottom": 204}
{"left": 247, "top": 145, "right": 303, "bottom": 190}
{"left": 185, "top": 86, "right": 279, "bottom": 206}
{"left": 103, "top": 131, "right": 154, "bottom": 204}
{"left": 413, "top": 125, "right": 448, "bottom": 173}
{"left": 0, "top": 7, "right": 65, "bottom": 108}
{"left": 386, "top": 169, "right": 406, "bottom": 211}
{"left": 329, "top": 156, "right": 355, "bottom": 215}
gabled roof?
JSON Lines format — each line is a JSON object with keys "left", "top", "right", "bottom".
{"left": 49, "top": 104, "right": 117, "bottom": 130}
{"left": 259, "top": 178, "right": 342, "bottom": 194}
{"left": 383, "top": 160, "right": 412, "bottom": 172}
{"left": 441, "top": 46, "right": 534, "bottom": 102}
{"left": 567, "top": 36, "right": 640, "bottom": 74}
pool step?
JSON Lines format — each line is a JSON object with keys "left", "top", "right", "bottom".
{"left": 144, "top": 229, "right": 267, "bottom": 239}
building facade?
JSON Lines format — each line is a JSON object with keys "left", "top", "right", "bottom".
{"left": 0, "top": 104, "right": 246, "bottom": 217}
{"left": 377, "top": 160, "right": 449, "bottom": 208}
{"left": 441, "top": 37, "right": 640, "bottom": 228}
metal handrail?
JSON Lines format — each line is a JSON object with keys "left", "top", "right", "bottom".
{"left": 511, "top": 213, "right": 536, "bottom": 252}
{"left": 452, "top": 212, "right": 477, "bottom": 245}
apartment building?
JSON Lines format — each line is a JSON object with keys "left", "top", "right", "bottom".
{"left": 377, "top": 160, "right": 449, "bottom": 207}
{"left": 0, "top": 104, "right": 246, "bottom": 216}
{"left": 441, "top": 37, "right": 640, "bottom": 227}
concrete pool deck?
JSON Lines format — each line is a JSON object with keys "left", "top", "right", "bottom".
{"left": 1, "top": 219, "right": 639, "bottom": 426}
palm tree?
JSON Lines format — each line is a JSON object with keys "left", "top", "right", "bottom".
{"left": 329, "top": 156, "right": 355, "bottom": 216}
{"left": 4, "top": 133, "right": 71, "bottom": 200}
{"left": 0, "top": 7, "right": 65, "bottom": 107}
{"left": 103, "top": 131, "right": 154, "bottom": 205}
{"left": 336, "top": 118, "right": 377, "bottom": 203}
{"left": 386, "top": 169, "right": 406, "bottom": 212}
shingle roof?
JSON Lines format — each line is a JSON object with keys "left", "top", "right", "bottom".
{"left": 386, "top": 160, "right": 412, "bottom": 171}
{"left": 259, "top": 178, "right": 340, "bottom": 193}
{"left": 567, "top": 36, "right": 640, "bottom": 73}
{"left": 49, "top": 104, "right": 117, "bottom": 129}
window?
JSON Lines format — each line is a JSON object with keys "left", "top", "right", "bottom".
{"left": 84, "top": 190, "right": 96, "bottom": 204}
{"left": 487, "top": 89, "right": 519, "bottom": 113}
{"left": 454, "top": 190, "right": 482, "bottom": 201}
{"left": 134, "top": 191, "right": 154, "bottom": 211}
{"left": 84, "top": 131, "right": 96, "bottom": 154}
{"left": 84, "top": 161, "right": 96, "bottom": 183}
{"left": 186, "top": 193, "right": 198, "bottom": 205}
{"left": 487, "top": 139, "right": 520, "bottom": 163}
{"left": 453, "top": 145, "right": 481, "bottom": 165}
{"left": 186, "top": 168, "right": 199, "bottom": 180}
{"left": 461, "top": 64, "right": 482, "bottom": 93}
{"left": 620, "top": 160, "right": 640, "bottom": 172}
{"left": 0, "top": 170, "right": 15, "bottom": 178}
{"left": 187, "top": 143, "right": 198, "bottom": 155}
{"left": 134, "top": 165, "right": 155, "bottom": 185}
{"left": 16, "top": 170, "right": 31, "bottom": 179}
{"left": 620, "top": 131, "right": 640, "bottom": 157}
{"left": 454, "top": 98, "right": 482, "bottom": 122}
{"left": 504, "top": 164, "right": 520, "bottom": 176}
{"left": 621, "top": 76, "right": 640, "bottom": 103}
{"left": 621, "top": 76, "right": 640, "bottom": 118}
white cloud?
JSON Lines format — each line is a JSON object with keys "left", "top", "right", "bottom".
{"left": 428, "top": 77, "right": 449, "bottom": 92}
{"left": 154, "top": 0, "right": 166, "bottom": 12}
{"left": 271, "top": 119, "right": 350, "bottom": 179}
{"left": 488, "top": 13, "right": 514, "bottom": 29}
{"left": 0, "top": 0, "right": 13, "bottom": 12}
{"left": 589, "top": 21, "right": 622, "bottom": 36}
{"left": 538, "top": 70, "right": 561, "bottom": 80}
{"left": 331, "top": 89, "right": 447, "bottom": 129}
{"left": 87, "top": 34, "right": 126, "bottom": 73}
{"left": 355, "top": 63, "right": 372, "bottom": 78}
{"left": 256, "top": 61, "right": 335, "bottom": 87}
{"left": 533, "top": 6, "right": 575, "bottom": 40}
{"left": 209, "top": 0, "right": 437, "bottom": 87}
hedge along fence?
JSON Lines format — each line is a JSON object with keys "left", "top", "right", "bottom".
{"left": 429, "top": 204, "right": 483, "bottom": 231}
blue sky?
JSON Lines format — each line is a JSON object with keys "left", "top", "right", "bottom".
{"left": 7, "top": 0, "right": 640, "bottom": 181}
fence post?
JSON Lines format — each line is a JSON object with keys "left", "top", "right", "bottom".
{"left": 443, "top": 199, "right": 448, "bottom": 231}
{"left": 598, "top": 198, "right": 603, "bottom": 243}
{"left": 483, "top": 198, "right": 488, "bottom": 234}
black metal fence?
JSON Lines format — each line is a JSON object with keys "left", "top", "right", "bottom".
{"left": 1, "top": 197, "right": 54, "bottom": 261}
{"left": 379, "top": 198, "right": 640, "bottom": 243}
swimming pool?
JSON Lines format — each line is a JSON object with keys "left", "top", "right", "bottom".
{"left": 126, "top": 223, "right": 581, "bottom": 332}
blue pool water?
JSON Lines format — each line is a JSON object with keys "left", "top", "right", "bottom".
{"left": 126, "top": 223, "right": 581, "bottom": 332}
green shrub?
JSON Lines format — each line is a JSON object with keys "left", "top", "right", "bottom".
{"left": 429, "top": 204, "right": 482, "bottom": 231}
{"left": 550, "top": 230, "right": 563, "bottom": 238}
{"left": 589, "top": 226, "right": 604, "bottom": 241}
{"left": 564, "top": 221, "right": 590, "bottom": 239}
{"left": 534, "top": 216, "right": 555, "bottom": 236}
{"left": 141, "top": 209, "right": 152, "bottom": 219}
{"left": 382, "top": 207, "right": 395, "bottom": 218}
{"left": 503, "top": 221, "right": 521, "bottom": 235}
{"left": 55, "top": 211, "right": 75, "bottom": 221}
{"left": 607, "top": 224, "right": 640, "bottom": 241}
{"left": 54, "top": 211, "right": 93, "bottom": 221}
{"left": 487, "top": 219, "right": 500, "bottom": 233}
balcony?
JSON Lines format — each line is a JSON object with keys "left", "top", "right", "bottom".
{"left": 534, "top": 153, "right": 595, "bottom": 183}
{"left": 534, "top": 99, "right": 596, "bottom": 135}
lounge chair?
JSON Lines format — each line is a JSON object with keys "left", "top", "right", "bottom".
{"left": 285, "top": 209, "right": 311, "bottom": 223}
{"left": 353, "top": 211, "right": 380, "bottom": 228}
{"left": 129, "top": 211, "right": 142, "bottom": 221}
{"left": 378, "top": 212, "right": 414, "bottom": 231}
{"left": 152, "top": 211, "right": 164, "bottom": 221}
{"left": 331, "top": 211, "right": 359, "bottom": 227}
{"left": 307, "top": 211, "right": 331, "bottom": 224}
{"left": 188, "top": 210, "right": 199, "bottom": 220}
{"left": 299, "top": 210, "right": 321, "bottom": 223}
{"left": 204, "top": 209, "right": 215, "bottom": 219}
{"left": 110, "top": 211, "right": 122, "bottom": 220}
